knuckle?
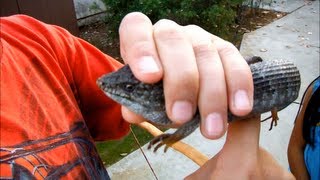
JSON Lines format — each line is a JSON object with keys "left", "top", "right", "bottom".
{"left": 219, "top": 41, "right": 238, "bottom": 57}
{"left": 166, "top": 69, "right": 199, "bottom": 97}
{"left": 181, "top": 68, "right": 199, "bottom": 82}
{"left": 180, "top": 71, "right": 199, "bottom": 94}
{"left": 154, "top": 19, "right": 176, "bottom": 27}
{"left": 184, "top": 24, "right": 210, "bottom": 36}
{"left": 199, "top": 87, "right": 227, "bottom": 110}
{"left": 183, "top": 25, "right": 209, "bottom": 43}
{"left": 193, "top": 43, "right": 214, "bottom": 61}
{"left": 154, "top": 20, "right": 184, "bottom": 41}
{"left": 184, "top": 24, "right": 203, "bottom": 31}
{"left": 211, "top": 86, "right": 227, "bottom": 99}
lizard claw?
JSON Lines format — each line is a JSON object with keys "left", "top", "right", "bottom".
{"left": 148, "top": 133, "right": 171, "bottom": 152}
{"left": 148, "top": 133, "right": 182, "bottom": 153}
{"left": 148, "top": 118, "right": 199, "bottom": 152}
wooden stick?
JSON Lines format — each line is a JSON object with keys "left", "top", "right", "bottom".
{"left": 138, "top": 121, "right": 209, "bottom": 166}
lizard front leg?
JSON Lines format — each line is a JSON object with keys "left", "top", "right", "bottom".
{"left": 269, "top": 108, "right": 279, "bottom": 131}
{"left": 148, "top": 113, "right": 200, "bottom": 152}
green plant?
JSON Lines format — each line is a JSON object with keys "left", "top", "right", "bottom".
{"left": 102, "top": 0, "right": 245, "bottom": 41}
{"left": 96, "top": 125, "right": 154, "bottom": 166}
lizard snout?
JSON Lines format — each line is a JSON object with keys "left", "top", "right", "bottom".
{"left": 96, "top": 77, "right": 107, "bottom": 89}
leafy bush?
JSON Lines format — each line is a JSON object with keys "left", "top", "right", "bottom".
{"left": 102, "top": 0, "right": 245, "bottom": 41}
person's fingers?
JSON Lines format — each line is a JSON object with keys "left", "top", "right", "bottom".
{"left": 153, "top": 19, "right": 199, "bottom": 125}
{"left": 211, "top": 35, "right": 253, "bottom": 116}
{"left": 119, "top": 12, "right": 163, "bottom": 83}
{"left": 183, "top": 25, "right": 227, "bottom": 139}
{"left": 121, "top": 106, "right": 146, "bottom": 124}
{"left": 120, "top": 13, "right": 252, "bottom": 129}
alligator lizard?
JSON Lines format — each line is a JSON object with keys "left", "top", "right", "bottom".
{"left": 97, "top": 56, "right": 301, "bottom": 152}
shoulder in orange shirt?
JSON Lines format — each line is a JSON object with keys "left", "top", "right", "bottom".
{"left": 0, "top": 15, "right": 129, "bottom": 179}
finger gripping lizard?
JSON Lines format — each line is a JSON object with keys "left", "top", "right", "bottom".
{"left": 97, "top": 56, "right": 301, "bottom": 152}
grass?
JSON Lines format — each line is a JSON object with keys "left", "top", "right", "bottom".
{"left": 96, "top": 124, "right": 154, "bottom": 166}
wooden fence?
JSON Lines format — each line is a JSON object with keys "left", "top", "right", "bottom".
{"left": 0, "top": 0, "right": 79, "bottom": 36}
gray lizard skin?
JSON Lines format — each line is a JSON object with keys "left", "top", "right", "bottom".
{"left": 97, "top": 56, "right": 301, "bottom": 152}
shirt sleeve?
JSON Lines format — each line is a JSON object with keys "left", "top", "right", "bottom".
{"left": 4, "top": 15, "right": 130, "bottom": 141}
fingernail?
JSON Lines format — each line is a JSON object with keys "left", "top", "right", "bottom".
{"left": 172, "top": 101, "right": 193, "bottom": 123}
{"left": 234, "top": 90, "right": 251, "bottom": 110}
{"left": 205, "top": 113, "right": 224, "bottom": 136}
{"left": 138, "top": 56, "right": 159, "bottom": 74}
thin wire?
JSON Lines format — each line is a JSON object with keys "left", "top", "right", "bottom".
{"left": 130, "top": 126, "right": 159, "bottom": 180}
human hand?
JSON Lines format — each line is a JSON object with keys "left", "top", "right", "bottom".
{"left": 119, "top": 12, "right": 253, "bottom": 139}
{"left": 185, "top": 117, "right": 295, "bottom": 180}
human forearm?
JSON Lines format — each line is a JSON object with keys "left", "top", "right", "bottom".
{"left": 186, "top": 116, "right": 261, "bottom": 179}
{"left": 288, "top": 146, "right": 309, "bottom": 180}
{"left": 287, "top": 82, "right": 313, "bottom": 180}
{"left": 187, "top": 116, "right": 294, "bottom": 179}
{"left": 225, "top": 116, "right": 260, "bottom": 152}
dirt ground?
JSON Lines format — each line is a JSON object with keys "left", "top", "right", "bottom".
{"left": 79, "top": 8, "right": 286, "bottom": 61}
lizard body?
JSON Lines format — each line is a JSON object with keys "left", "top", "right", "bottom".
{"left": 97, "top": 57, "right": 300, "bottom": 152}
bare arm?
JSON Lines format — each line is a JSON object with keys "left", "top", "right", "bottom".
{"left": 186, "top": 116, "right": 294, "bottom": 179}
{"left": 288, "top": 84, "right": 314, "bottom": 180}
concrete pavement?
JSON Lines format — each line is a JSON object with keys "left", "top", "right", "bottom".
{"left": 108, "top": 1, "right": 320, "bottom": 179}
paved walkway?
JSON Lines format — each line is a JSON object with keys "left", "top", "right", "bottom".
{"left": 108, "top": 1, "right": 320, "bottom": 179}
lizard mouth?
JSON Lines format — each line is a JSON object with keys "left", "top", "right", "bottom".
{"left": 102, "top": 86, "right": 131, "bottom": 101}
{"left": 97, "top": 76, "right": 131, "bottom": 99}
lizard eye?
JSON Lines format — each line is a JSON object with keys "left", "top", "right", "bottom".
{"left": 124, "top": 84, "right": 135, "bottom": 92}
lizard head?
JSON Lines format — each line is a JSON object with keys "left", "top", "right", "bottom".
{"left": 97, "top": 65, "right": 165, "bottom": 115}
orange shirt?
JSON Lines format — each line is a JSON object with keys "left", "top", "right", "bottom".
{"left": 0, "top": 15, "right": 129, "bottom": 179}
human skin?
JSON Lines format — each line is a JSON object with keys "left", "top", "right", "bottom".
{"left": 288, "top": 84, "right": 313, "bottom": 180}
{"left": 117, "top": 12, "right": 294, "bottom": 179}
{"left": 118, "top": 12, "right": 253, "bottom": 139}
{"left": 186, "top": 116, "right": 295, "bottom": 179}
